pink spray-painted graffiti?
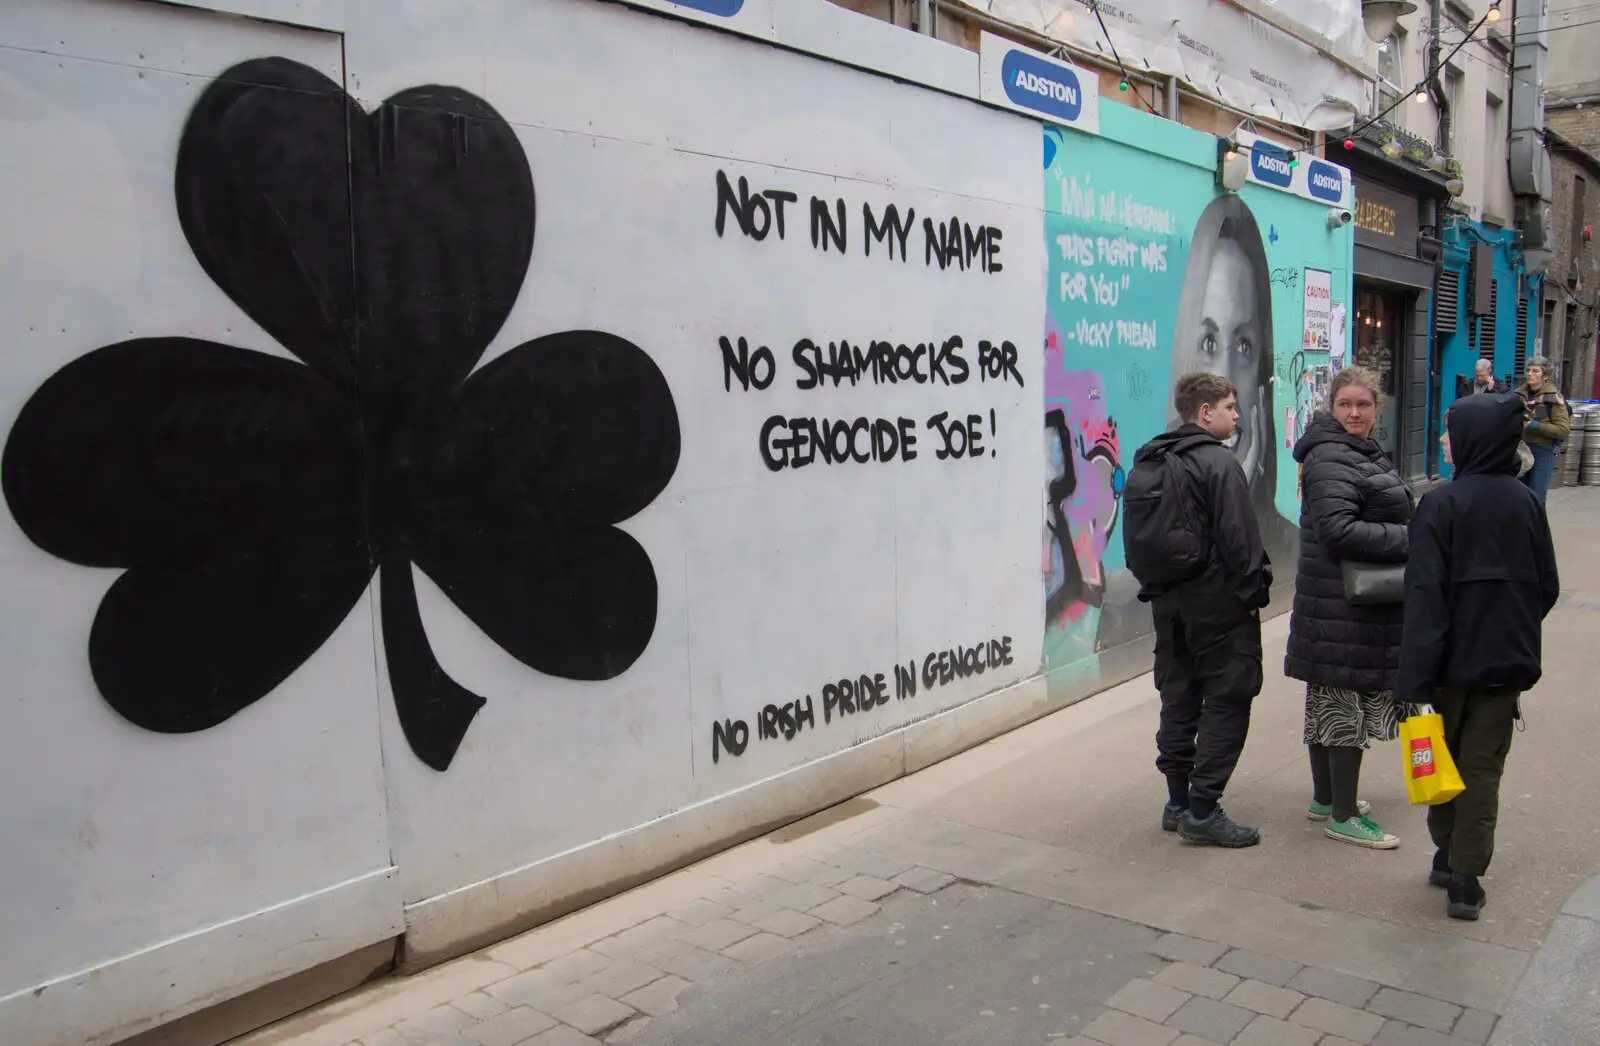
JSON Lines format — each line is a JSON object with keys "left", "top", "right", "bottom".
{"left": 1043, "top": 324, "right": 1125, "bottom": 627}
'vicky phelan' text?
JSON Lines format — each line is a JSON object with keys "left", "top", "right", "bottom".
{"left": 709, "top": 636, "right": 1015, "bottom": 764}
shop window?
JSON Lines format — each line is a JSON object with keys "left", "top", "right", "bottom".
{"left": 1354, "top": 287, "right": 1404, "bottom": 457}
{"left": 1541, "top": 298, "right": 1556, "bottom": 363}
{"left": 1571, "top": 176, "right": 1588, "bottom": 278}
{"left": 1377, "top": 33, "right": 1404, "bottom": 114}
{"left": 1444, "top": 67, "right": 1464, "bottom": 153}
{"left": 1564, "top": 303, "right": 1580, "bottom": 396}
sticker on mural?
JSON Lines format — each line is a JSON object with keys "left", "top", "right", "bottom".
{"left": 0, "top": 57, "right": 683, "bottom": 773}
{"left": 1303, "top": 268, "right": 1333, "bottom": 353}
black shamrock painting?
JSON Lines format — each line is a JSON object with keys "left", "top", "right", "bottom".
{"left": 1, "top": 58, "right": 681, "bottom": 771}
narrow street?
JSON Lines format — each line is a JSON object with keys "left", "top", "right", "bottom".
{"left": 238, "top": 487, "right": 1600, "bottom": 1046}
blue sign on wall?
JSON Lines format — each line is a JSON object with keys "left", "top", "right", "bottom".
{"left": 1236, "top": 131, "right": 1352, "bottom": 208}
{"left": 1306, "top": 160, "right": 1346, "bottom": 204}
{"left": 980, "top": 33, "right": 1101, "bottom": 134}
{"left": 1001, "top": 49, "right": 1085, "bottom": 124}
{"left": 665, "top": 0, "right": 745, "bottom": 14}
{"left": 1250, "top": 140, "right": 1295, "bottom": 189}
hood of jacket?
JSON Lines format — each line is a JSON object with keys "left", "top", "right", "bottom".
{"left": 1291, "top": 411, "right": 1376, "bottom": 464}
{"left": 1137, "top": 422, "right": 1221, "bottom": 461}
{"left": 1447, "top": 392, "right": 1524, "bottom": 477}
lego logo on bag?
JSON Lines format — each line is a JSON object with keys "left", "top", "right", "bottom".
{"left": 1410, "top": 737, "right": 1436, "bottom": 777}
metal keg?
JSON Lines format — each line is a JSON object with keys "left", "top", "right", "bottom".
{"left": 1581, "top": 408, "right": 1600, "bottom": 485}
{"left": 1565, "top": 407, "right": 1592, "bottom": 485}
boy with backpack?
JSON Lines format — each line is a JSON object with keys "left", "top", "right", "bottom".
{"left": 1400, "top": 393, "right": 1560, "bottom": 919}
{"left": 1123, "top": 372, "right": 1274, "bottom": 848}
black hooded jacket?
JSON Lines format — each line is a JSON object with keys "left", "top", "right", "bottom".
{"left": 1397, "top": 394, "right": 1560, "bottom": 707}
{"left": 1135, "top": 424, "right": 1272, "bottom": 612}
{"left": 1284, "top": 413, "right": 1413, "bottom": 691}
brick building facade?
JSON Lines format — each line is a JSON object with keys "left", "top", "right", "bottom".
{"left": 1541, "top": 109, "right": 1600, "bottom": 399}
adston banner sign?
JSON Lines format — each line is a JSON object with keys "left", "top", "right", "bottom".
{"left": 980, "top": 33, "right": 1101, "bottom": 136}
{"left": 1235, "top": 131, "right": 1352, "bottom": 209}
{"left": 621, "top": 0, "right": 772, "bottom": 31}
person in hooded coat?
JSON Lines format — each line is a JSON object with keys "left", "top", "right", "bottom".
{"left": 1285, "top": 366, "right": 1413, "bottom": 850}
{"left": 1400, "top": 392, "right": 1560, "bottom": 920}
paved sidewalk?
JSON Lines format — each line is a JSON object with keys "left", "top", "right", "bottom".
{"left": 239, "top": 488, "right": 1600, "bottom": 1046}
{"left": 1492, "top": 872, "right": 1600, "bottom": 1045}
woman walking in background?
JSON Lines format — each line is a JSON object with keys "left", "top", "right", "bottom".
{"left": 1517, "top": 356, "right": 1570, "bottom": 503}
{"left": 1285, "top": 367, "right": 1412, "bottom": 849}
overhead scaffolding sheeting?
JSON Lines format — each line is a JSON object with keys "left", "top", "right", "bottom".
{"left": 955, "top": 0, "right": 1374, "bottom": 131}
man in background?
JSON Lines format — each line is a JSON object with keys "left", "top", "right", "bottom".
{"left": 1471, "top": 358, "right": 1507, "bottom": 395}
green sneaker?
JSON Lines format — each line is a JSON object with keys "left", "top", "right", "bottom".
{"left": 1324, "top": 815, "right": 1400, "bottom": 849}
{"left": 1307, "top": 799, "right": 1372, "bottom": 821}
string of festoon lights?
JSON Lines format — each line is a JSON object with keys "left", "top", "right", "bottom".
{"left": 1202, "top": 0, "right": 1504, "bottom": 171}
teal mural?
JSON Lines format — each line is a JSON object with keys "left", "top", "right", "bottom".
{"left": 1042, "top": 111, "right": 1353, "bottom": 689}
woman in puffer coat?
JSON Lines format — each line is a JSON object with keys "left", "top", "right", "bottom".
{"left": 1285, "top": 366, "right": 1413, "bottom": 849}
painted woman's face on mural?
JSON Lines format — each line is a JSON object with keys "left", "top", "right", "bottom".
{"left": 1190, "top": 238, "right": 1263, "bottom": 480}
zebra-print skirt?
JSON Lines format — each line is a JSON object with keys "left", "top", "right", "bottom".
{"left": 1302, "top": 684, "right": 1400, "bottom": 749}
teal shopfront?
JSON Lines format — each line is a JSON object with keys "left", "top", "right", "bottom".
{"left": 1432, "top": 218, "right": 1540, "bottom": 479}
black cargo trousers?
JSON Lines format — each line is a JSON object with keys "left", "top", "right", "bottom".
{"left": 1152, "top": 588, "right": 1264, "bottom": 805}
{"left": 1426, "top": 686, "right": 1520, "bottom": 877}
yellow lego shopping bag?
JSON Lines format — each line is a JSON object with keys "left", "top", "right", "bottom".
{"left": 1400, "top": 707, "right": 1466, "bottom": 806}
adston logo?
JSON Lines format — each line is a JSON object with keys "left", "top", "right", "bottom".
{"left": 666, "top": 0, "right": 745, "bottom": 15}
{"left": 1250, "top": 140, "right": 1294, "bottom": 188}
{"left": 1307, "top": 160, "right": 1346, "bottom": 203}
{"left": 1000, "top": 48, "right": 1084, "bottom": 124}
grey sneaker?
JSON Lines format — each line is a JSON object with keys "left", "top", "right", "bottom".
{"left": 1162, "top": 803, "right": 1185, "bottom": 833}
{"left": 1177, "top": 808, "right": 1261, "bottom": 848}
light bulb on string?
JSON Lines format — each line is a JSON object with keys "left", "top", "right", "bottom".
{"left": 1415, "top": 85, "right": 1429, "bottom": 103}
{"left": 1487, "top": 0, "right": 1501, "bottom": 21}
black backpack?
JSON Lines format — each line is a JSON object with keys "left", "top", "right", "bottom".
{"left": 1121, "top": 435, "right": 1212, "bottom": 586}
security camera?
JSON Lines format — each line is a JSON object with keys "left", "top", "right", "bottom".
{"left": 1328, "top": 208, "right": 1353, "bottom": 229}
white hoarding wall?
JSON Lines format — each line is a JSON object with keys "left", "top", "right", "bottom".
{"left": 345, "top": 0, "right": 1043, "bottom": 912}
{"left": 0, "top": 4, "right": 403, "bottom": 1046}
{"left": 965, "top": 0, "right": 1371, "bottom": 131}
{"left": 0, "top": 0, "right": 1042, "bottom": 1042}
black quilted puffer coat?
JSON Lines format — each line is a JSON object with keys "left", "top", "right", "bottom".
{"left": 1283, "top": 413, "right": 1413, "bottom": 692}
